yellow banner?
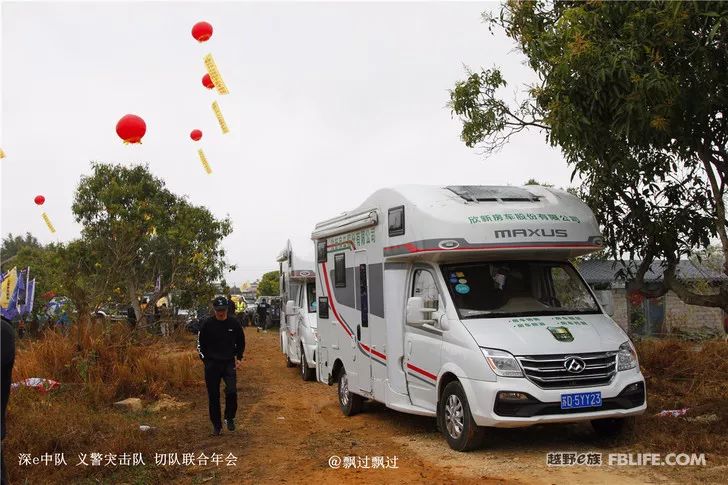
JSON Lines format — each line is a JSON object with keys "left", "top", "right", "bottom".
{"left": 212, "top": 101, "right": 229, "bottom": 134}
{"left": 42, "top": 212, "right": 56, "bottom": 233}
{"left": 198, "top": 149, "right": 212, "bottom": 174}
{"left": 0, "top": 267, "right": 18, "bottom": 309}
{"left": 203, "top": 54, "right": 229, "bottom": 95}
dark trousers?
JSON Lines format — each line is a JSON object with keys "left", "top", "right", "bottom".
{"left": 203, "top": 359, "right": 237, "bottom": 428}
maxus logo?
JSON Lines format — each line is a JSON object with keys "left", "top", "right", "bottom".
{"left": 564, "top": 357, "right": 586, "bottom": 373}
{"left": 494, "top": 228, "right": 568, "bottom": 239}
{"left": 438, "top": 240, "right": 460, "bottom": 250}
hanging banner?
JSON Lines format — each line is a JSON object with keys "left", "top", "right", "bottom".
{"left": 42, "top": 212, "right": 56, "bottom": 234}
{"left": 0, "top": 267, "right": 18, "bottom": 309}
{"left": 198, "top": 149, "right": 212, "bottom": 174}
{"left": 211, "top": 101, "right": 229, "bottom": 134}
{"left": 203, "top": 54, "right": 229, "bottom": 95}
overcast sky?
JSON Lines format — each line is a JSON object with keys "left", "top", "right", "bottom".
{"left": 1, "top": 1, "right": 575, "bottom": 286}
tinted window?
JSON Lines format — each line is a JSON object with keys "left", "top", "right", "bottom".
{"left": 388, "top": 206, "right": 405, "bottom": 237}
{"left": 334, "top": 253, "right": 346, "bottom": 288}
{"left": 317, "top": 240, "right": 327, "bottom": 263}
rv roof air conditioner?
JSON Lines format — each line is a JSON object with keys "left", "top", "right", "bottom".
{"left": 311, "top": 210, "right": 378, "bottom": 239}
{"left": 446, "top": 185, "right": 541, "bottom": 203}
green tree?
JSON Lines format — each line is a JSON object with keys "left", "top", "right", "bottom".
{"left": 1, "top": 232, "right": 41, "bottom": 271}
{"left": 256, "top": 271, "right": 280, "bottom": 297}
{"left": 451, "top": 1, "right": 728, "bottom": 310}
{"left": 72, "top": 162, "right": 233, "bottom": 325}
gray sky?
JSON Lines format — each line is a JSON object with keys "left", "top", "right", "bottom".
{"left": 1, "top": 1, "right": 574, "bottom": 286}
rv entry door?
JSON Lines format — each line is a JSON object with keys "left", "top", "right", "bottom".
{"left": 404, "top": 267, "right": 443, "bottom": 412}
{"left": 354, "top": 250, "right": 373, "bottom": 393}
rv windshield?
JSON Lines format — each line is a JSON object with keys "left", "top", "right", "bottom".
{"left": 440, "top": 261, "right": 600, "bottom": 319}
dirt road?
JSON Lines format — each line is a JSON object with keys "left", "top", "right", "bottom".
{"left": 154, "top": 331, "right": 722, "bottom": 485}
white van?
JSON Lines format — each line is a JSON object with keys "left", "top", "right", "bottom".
{"left": 277, "top": 240, "right": 319, "bottom": 381}
{"left": 312, "top": 185, "right": 646, "bottom": 451}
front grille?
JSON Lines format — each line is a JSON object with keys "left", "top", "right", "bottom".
{"left": 516, "top": 351, "right": 617, "bottom": 389}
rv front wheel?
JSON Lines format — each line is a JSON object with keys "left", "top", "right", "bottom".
{"left": 337, "top": 368, "right": 363, "bottom": 416}
{"left": 438, "top": 381, "right": 485, "bottom": 451}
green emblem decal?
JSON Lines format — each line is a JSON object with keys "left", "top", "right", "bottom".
{"left": 548, "top": 326, "right": 574, "bottom": 342}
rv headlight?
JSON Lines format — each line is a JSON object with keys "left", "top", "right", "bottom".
{"left": 481, "top": 348, "right": 523, "bottom": 378}
{"left": 617, "top": 341, "right": 638, "bottom": 371}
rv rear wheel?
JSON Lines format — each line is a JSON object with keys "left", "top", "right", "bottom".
{"left": 337, "top": 368, "right": 363, "bottom": 416}
{"left": 438, "top": 381, "right": 485, "bottom": 451}
{"left": 300, "top": 345, "right": 315, "bottom": 381}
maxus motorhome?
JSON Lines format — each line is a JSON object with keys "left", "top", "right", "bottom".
{"left": 277, "top": 240, "right": 319, "bottom": 381}
{"left": 311, "top": 185, "right": 646, "bottom": 451}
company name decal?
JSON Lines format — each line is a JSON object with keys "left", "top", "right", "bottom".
{"left": 509, "top": 316, "right": 589, "bottom": 328}
{"left": 494, "top": 228, "right": 568, "bottom": 239}
{"left": 468, "top": 212, "right": 582, "bottom": 225}
{"left": 328, "top": 227, "right": 376, "bottom": 253}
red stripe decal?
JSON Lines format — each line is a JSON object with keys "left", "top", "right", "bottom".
{"left": 360, "top": 343, "right": 387, "bottom": 360}
{"left": 406, "top": 362, "right": 437, "bottom": 380}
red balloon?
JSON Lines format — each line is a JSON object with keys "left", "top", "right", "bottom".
{"left": 34, "top": 195, "right": 45, "bottom": 206}
{"left": 202, "top": 73, "right": 214, "bottom": 89}
{"left": 116, "top": 114, "right": 146, "bottom": 144}
{"left": 190, "top": 129, "right": 203, "bottom": 141}
{"left": 192, "top": 21, "right": 213, "bottom": 42}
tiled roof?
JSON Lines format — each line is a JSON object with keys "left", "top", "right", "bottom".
{"left": 578, "top": 259, "right": 728, "bottom": 284}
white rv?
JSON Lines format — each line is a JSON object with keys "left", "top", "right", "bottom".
{"left": 277, "top": 240, "right": 319, "bottom": 381}
{"left": 312, "top": 185, "right": 646, "bottom": 451}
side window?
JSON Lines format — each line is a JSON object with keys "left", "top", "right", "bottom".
{"left": 334, "top": 253, "right": 346, "bottom": 288}
{"left": 388, "top": 205, "right": 405, "bottom": 237}
{"left": 412, "top": 269, "right": 440, "bottom": 312}
{"left": 317, "top": 240, "right": 327, "bottom": 263}
{"left": 318, "top": 297, "right": 329, "bottom": 319}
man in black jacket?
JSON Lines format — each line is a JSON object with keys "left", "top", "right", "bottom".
{"left": 2, "top": 316, "right": 16, "bottom": 485}
{"left": 197, "top": 296, "right": 245, "bottom": 435}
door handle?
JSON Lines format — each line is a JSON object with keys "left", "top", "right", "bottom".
{"left": 357, "top": 325, "right": 361, "bottom": 341}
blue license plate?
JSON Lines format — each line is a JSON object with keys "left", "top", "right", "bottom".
{"left": 560, "top": 391, "right": 602, "bottom": 409}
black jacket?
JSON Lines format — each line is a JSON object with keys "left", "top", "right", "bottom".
{"left": 2, "top": 317, "right": 16, "bottom": 440}
{"left": 197, "top": 316, "right": 245, "bottom": 361}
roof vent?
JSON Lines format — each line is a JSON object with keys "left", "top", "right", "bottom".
{"left": 446, "top": 185, "right": 540, "bottom": 203}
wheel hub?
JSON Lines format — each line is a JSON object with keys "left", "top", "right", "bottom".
{"left": 445, "top": 394, "right": 464, "bottom": 439}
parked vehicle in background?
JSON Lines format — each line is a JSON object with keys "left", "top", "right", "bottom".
{"left": 277, "top": 240, "right": 318, "bottom": 380}
{"left": 313, "top": 185, "right": 646, "bottom": 451}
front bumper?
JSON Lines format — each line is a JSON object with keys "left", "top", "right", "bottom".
{"left": 460, "top": 367, "right": 647, "bottom": 428}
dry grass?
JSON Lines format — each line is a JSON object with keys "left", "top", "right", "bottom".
{"left": 631, "top": 339, "right": 728, "bottom": 455}
{"left": 5, "top": 322, "right": 199, "bottom": 483}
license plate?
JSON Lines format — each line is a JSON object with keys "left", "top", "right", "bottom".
{"left": 560, "top": 391, "right": 602, "bottom": 409}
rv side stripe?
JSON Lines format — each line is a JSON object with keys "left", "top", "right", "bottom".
{"left": 407, "top": 372, "right": 436, "bottom": 387}
{"left": 321, "top": 262, "right": 353, "bottom": 338}
{"left": 406, "top": 362, "right": 437, "bottom": 381}
{"left": 384, "top": 242, "right": 601, "bottom": 255}
{"left": 360, "top": 343, "right": 387, "bottom": 361}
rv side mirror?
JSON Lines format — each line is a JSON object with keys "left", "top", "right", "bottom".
{"left": 285, "top": 300, "right": 296, "bottom": 316}
{"left": 406, "top": 297, "right": 436, "bottom": 326}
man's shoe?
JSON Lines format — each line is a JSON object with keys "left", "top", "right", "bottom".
{"left": 225, "top": 418, "right": 235, "bottom": 431}
{"left": 212, "top": 426, "right": 222, "bottom": 436}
